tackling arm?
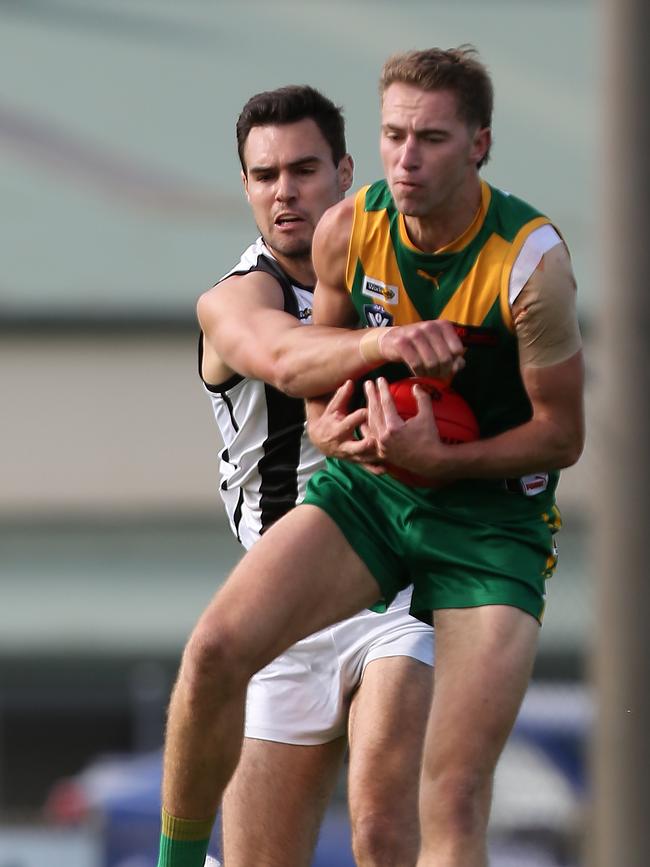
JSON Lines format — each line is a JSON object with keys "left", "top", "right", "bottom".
{"left": 197, "top": 256, "right": 372, "bottom": 400}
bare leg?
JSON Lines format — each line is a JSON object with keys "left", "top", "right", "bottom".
{"left": 348, "top": 656, "right": 433, "bottom": 866}
{"left": 416, "top": 606, "right": 539, "bottom": 867}
{"left": 222, "top": 737, "right": 345, "bottom": 867}
{"left": 161, "top": 505, "right": 381, "bottom": 820}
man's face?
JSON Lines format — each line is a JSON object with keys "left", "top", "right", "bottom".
{"left": 380, "top": 83, "right": 490, "bottom": 217}
{"left": 242, "top": 118, "right": 352, "bottom": 259}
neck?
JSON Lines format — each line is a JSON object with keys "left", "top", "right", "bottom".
{"left": 403, "top": 177, "right": 483, "bottom": 253}
{"left": 267, "top": 247, "right": 316, "bottom": 286}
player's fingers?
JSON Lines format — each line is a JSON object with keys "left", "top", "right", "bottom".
{"left": 413, "top": 385, "right": 439, "bottom": 434}
{"left": 326, "top": 379, "right": 354, "bottom": 412}
{"left": 451, "top": 354, "right": 466, "bottom": 374}
{"left": 343, "top": 437, "right": 379, "bottom": 460}
{"left": 364, "top": 380, "right": 385, "bottom": 431}
{"left": 377, "top": 377, "right": 402, "bottom": 426}
{"left": 441, "top": 319, "right": 465, "bottom": 356}
{"left": 410, "top": 330, "right": 458, "bottom": 379}
{"left": 336, "top": 407, "right": 367, "bottom": 433}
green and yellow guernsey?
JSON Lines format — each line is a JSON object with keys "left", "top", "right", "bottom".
{"left": 346, "top": 178, "right": 560, "bottom": 506}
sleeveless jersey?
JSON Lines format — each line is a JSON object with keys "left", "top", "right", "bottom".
{"left": 200, "top": 238, "right": 324, "bottom": 549}
{"left": 346, "top": 178, "right": 559, "bottom": 499}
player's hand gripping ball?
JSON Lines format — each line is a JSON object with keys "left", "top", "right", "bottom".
{"left": 385, "top": 377, "right": 479, "bottom": 486}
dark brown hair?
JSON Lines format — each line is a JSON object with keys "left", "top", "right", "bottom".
{"left": 236, "top": 85, "right": 346, "bottom": 174}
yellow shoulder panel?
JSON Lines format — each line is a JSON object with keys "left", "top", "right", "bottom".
{"left": 438, "top": 233, "right": 511, "bottom": 326}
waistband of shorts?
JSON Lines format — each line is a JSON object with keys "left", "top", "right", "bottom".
{"left": 495, "top": 473, "right": 554, "bottom": 497}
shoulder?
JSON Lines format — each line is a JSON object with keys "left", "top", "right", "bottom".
{"left": 312, "top": 196, "right": 355, "bottom": 263}
{"left": 197, "top": 266, "right": 286, "bottom": 329}
{"left": 316, "top": 195, "right": 355, "bottom": 237}
{"left": 487, "top": 184, "right": 549, "bottom": 240}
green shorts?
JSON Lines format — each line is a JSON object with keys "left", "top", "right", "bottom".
{"left": 303, "top": 459, "right": 561, "bottom": 623}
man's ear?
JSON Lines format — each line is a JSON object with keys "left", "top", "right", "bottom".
{"left": 338, "top": 154, "right": 354, "bottom": 193}
{"left": 241, "top": 169, "right": 250, "bottom": 202}
{"left": 471, "top": 127, "right": 491, "bottom": 167}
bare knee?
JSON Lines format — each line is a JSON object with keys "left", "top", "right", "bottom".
{"left": 180, "top": 620, "right": 253, "bottom": 705}
{"left": 423, "top": 766, "right": 493, "bottom": 839}
{"left": 352, "top": 809, "right": 419, "bottom": 867}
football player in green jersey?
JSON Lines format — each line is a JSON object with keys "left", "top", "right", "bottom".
{"left": 158, "top": 47, "right": 584, "bottom": 867}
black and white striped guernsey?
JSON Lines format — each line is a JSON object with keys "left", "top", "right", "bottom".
{"left": 199, "top": 237, "right": 325, "bottom": 549}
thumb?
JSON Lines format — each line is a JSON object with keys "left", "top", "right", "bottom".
{"left": 413, "top": 384, "right": 434, "bottom": 417}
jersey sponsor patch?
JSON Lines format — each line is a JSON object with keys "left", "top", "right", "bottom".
{"left": 362, "top": 275, "right": 399, "bottom": 305}
{"left": 363, "top": 304, "right": 394, "bottom": 328}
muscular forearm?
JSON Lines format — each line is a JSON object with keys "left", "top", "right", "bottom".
{"left": 278, "top": 318, "right": 466, "bottom": 398}
{"left": 365, "top": 352, "right": 585, "bottom": 485}
{"left": 424, "top": 415, "right": 584, "bottom": 483}
{"left": 272, "top": 327, "right": 377, "bottom": 398}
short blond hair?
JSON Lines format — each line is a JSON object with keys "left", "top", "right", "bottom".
{"left": 380, "top": 46, "right": 493, "bottom": 166}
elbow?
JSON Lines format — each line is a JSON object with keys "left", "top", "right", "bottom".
{"left": 555, "top": 427, "right": 585, "bottom": 470}
{"left": 272, "top": 355, "right": 306, "bottom": 398}
{"left": 557, "top": 444, "right": 583, "bottom": 470}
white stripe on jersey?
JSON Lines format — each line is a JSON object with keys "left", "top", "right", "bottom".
{"left": 203, "top": 238, "right": 324, "bottom": 548}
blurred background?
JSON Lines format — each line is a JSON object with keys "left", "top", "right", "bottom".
{"left": 0, "top": 1, "right": 597, "bottom": 865}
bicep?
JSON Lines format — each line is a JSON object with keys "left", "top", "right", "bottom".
{"left": 513, "top": 242, "right": 582, "bottom": 368}
{"left": 522, "top": 350, "right": 585, "bottom": 447}
{"left": 197, "top": 276, "right": 298, "bottom": 381}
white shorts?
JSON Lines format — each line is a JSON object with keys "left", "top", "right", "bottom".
{"left": 244, "top": 588, "right": 434, "bottom": 745}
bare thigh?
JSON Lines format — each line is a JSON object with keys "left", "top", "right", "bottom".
{"left": 222, "top": 736, "right": 346, "bottom": 867}
{"left": 347, "top": 656, "right": 433, "bottom": 860}
{"left": 193, "top": 504, "right": 382, "bottom": 676}
{"left": 417, "top": 604, "right": 540, "bottom": 863}
{"left": 422, "top": 606, "right": 539, "bottom": 777}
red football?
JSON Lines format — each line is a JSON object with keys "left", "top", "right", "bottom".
{"left": 385, "top": 377, "right": 479, "bottom": 486}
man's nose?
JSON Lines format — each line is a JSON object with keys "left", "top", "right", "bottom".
{"left": 399, "top": 136, "right": 421, "bottom": 170}
{"left": 275, "top": 172, "right": 297, "bottom": 201}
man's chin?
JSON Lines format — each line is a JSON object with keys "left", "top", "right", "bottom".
{"left": 265, "top": 236, "right": 312, "bottom": 260}
{"left": 392, "top": 193, "right": 429, "bottom": 217}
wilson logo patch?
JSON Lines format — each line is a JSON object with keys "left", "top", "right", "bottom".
{"left": 362, "top": 275, "right": 399, "bottom": 305}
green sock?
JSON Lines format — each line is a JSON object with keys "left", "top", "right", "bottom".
{"left": 156, "top": 809, "right": 214, "bottom": 867}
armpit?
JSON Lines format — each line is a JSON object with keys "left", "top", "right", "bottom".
{"left": 513, "top": 244, "right": 582, "bottom": 368}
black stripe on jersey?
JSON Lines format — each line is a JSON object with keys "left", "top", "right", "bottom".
{"left": 258, "top": 383, "right": 305, "bottom": 534}
{"left": 232, "top": 487, "right": 244, "bottom": 544}
{"left": 220, "top": 448, "right": 229, "bottom": 491}
{"left": 221, "top": 252, "right": 313, "bottom": 318}
{"left": 220, "top": 391, "right": 239, "bottom": 433}
{"left": 198, "top": 332, "right": 244, "bottom": 392}
{"left": 252, "top": 255, "right": 313, "bottom": 318}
